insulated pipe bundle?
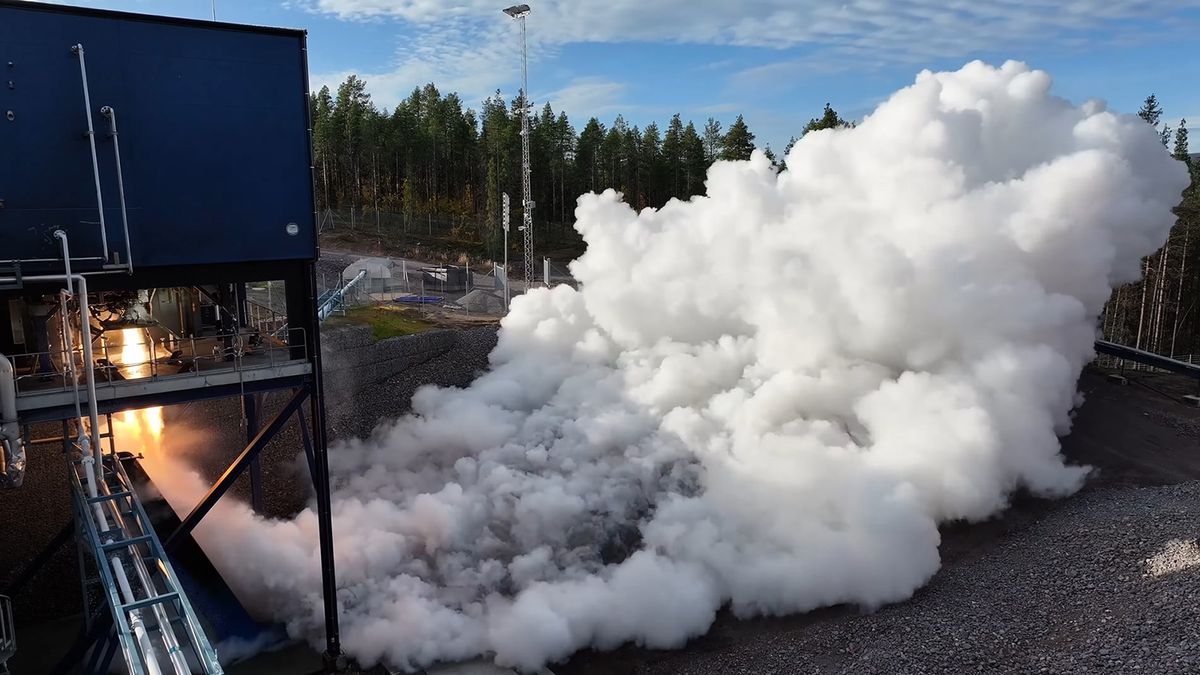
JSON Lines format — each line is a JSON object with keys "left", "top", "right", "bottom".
{"left": 0, "top": 353, "right": 25, "bottom": 488}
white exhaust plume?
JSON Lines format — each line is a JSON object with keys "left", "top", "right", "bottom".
{"left": 143, "top": 61, "right": 1188, "bottom": 672}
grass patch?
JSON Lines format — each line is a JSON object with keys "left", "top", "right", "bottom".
{"left": 327, "top": 304, "right": 435, "bottom": 341}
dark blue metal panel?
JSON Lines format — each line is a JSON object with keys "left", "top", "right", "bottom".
{"left": 0, "top": 1, "right": 316, "bottom": 269}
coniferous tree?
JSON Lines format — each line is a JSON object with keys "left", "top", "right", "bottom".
{"left": 762, "top": 145, "right": 780, "bottom": 171}
{"left": 575, "top": 118, "right": 605, "bottom": 193}
{"left": 802, "top": 103, "right": 852, "bottom": 136}
{"left": 1173, "top": 121, "right": 1190, "bottom": 164}
{"left": 1137, "top": 94, "right": 1164, "bottom": 126}
{"left": 702, "top": 118, "right": 723, "bottom": 164}
{"left": 682, "top": 122, "right": 707, "bottom": 194}
{"left": 662, "top": 114, "right": 685, "bottom": 199}
{"left": 719, "top": 115, "right": 756, "bottom": 161}
{"left": 306, "top": 74, "right": 791, "bottom": 243}
{"left": 639, "top": 123, "right": 663, "bottom": 207}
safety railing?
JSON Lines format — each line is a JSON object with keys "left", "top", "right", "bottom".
{"left": 9, "top": 327, "right": 309, "bottom": 397}
{"left": 246, "top": 296, "right": 287, "bottom": 337}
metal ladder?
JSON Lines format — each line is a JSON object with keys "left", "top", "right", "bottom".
{"left": 69, "top": 442, "right": 223, "bottom": 675}
{"left": 0, "top": 593, "right": 15, "bottom": 674}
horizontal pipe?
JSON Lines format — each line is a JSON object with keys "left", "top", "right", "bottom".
{"left": 0, "top": 257, "right": 106, "bottom": 264}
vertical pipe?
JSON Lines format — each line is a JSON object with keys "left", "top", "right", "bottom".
{"left": 69, "top": 44, "right": 110, "bottom": 260}
{"left": 58, "top": 291, "right": 84, "bottom": 426}
{"left": 54, "top": 231, "right": 103, "bottom": 467}
{"left": 100, "top": 107, "right": 134, "bottom": 273}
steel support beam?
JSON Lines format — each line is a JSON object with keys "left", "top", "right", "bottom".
{"left": 1095, "top": 340, "right": 1200, "bottom": 380}
{"left": 296, "top": 406, "right": 317, "bottom": 490}
{"left": 165, "top": 386, "right": 309, "bottom": 550}
{"left": 245, "top": 392, "right": 263, "bottom": 512}
{"left": 303, "top": 259, "right": 342, "bottom": 670}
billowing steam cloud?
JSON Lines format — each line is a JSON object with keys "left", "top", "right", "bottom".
{"left": 149, "top": 61, "right": 1189, "bottom": 671}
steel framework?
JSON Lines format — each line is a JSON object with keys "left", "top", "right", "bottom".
{"left": 505, "top": 5, "right": 535, "bottom": 285}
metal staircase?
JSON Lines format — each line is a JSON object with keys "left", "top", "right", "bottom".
{"left": 317, "top": 268, "right": 368, "bottom": 321}
{"left": 68, "top": 433, "right": 222, "bottom": 675}
{"left": 272, "top": 267, "right": 370, "bottom": 340}
{"left": 0, "top": 593, "right": 14, "bottom": 674}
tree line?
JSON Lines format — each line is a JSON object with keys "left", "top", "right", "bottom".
{"left": 309, "top": 76, "right": 850, "bottom": 252}
{"left": 1101, "top": 95, "right": 1199, "bottom": 359}
{"left": 310, "top": 76, "right": 1197, "bottom": 357}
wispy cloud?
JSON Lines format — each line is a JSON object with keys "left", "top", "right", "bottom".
{"left": 301, "top": 0, "right": 1200, "bottom": 51}
{"left": 542, "top": 77, "right": 629, "bottom": 118}
{"left": 303, "top": 0, "right": 1200, "bottom": 113}
{"left": 696, "top": 59, "right": 737, "bottom": 72}
{"left": 698, "top": 102, "right": 742, "bottom": 114}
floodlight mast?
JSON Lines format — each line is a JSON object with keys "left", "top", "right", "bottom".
{"left": 503, "top": 4, "right": 535, "bottom": 286}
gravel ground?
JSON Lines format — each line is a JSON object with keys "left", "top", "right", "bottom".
{"left": 558, "top": 369, "right": 1200, "bottom": 675}
{"left": 324, "top": 325, "right": 498, "bottom": 439}
{"left": 557, "top": 482, "right": 1200, "bottom": 675}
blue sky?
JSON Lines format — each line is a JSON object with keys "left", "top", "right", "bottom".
{"left": 32, "top": 0, "right": 1200, "bottom": 151}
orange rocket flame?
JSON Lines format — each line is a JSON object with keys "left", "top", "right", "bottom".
{"left": 113, "top": 328, "right": 164, "bottom": 455}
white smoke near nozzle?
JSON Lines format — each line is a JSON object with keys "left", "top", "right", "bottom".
{"left": 167, "top": 61, "right": 1188, "bottom": 672}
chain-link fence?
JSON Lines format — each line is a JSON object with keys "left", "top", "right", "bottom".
{"left": 1096, "top": 352, "right": 1199, "bottom": 373}
{"left": 544, "top": 259, "right": 578, "bottom": 290}
{"left": 313, "top": 247, "right": 582, "bottom": 321}
{"left": 319, "top": 207, "right": 479, "bottom": 243}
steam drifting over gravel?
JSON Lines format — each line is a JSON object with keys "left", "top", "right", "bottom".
{"left": 158, "top": 61, "right": 1188, "bottom": 671}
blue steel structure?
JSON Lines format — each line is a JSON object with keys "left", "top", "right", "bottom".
{"left": 0, "top": 2, "right": 317, "bottom": 270}
{"left": 0, "top": 1, "right": 341, "bottom": 672}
